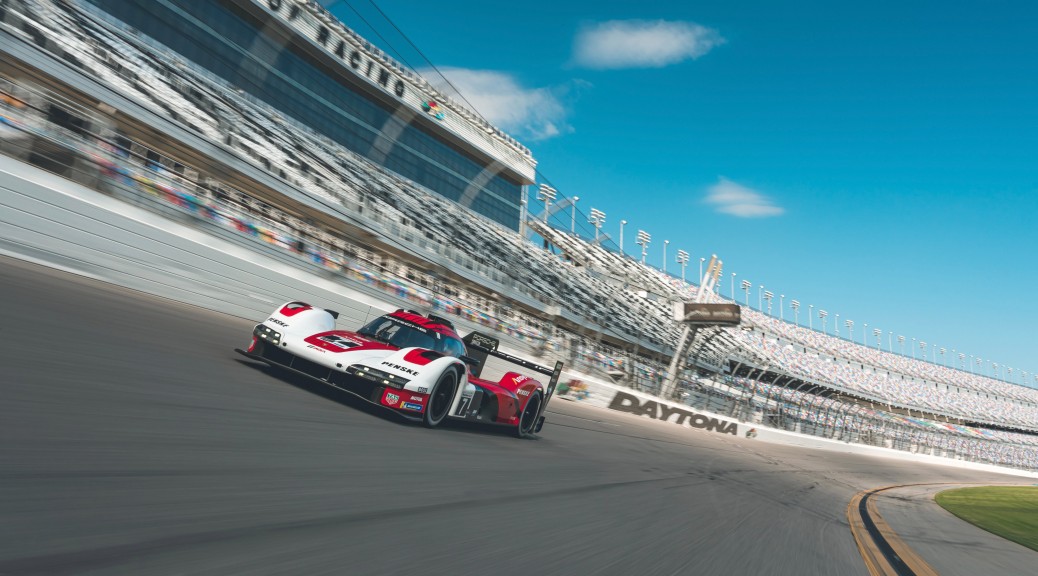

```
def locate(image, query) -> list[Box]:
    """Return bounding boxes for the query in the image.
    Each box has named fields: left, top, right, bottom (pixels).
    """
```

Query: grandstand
left=1, top=0, right=1036, bottom=470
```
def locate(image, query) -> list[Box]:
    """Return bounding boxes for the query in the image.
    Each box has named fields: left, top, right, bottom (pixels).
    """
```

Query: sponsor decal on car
left=381, top=361, right=419, bottom=376
left=401, top=402, right=424, bottom=411
left=516, top=389, right=530, bottom=396
left=389, top=316, right=430, bottom=333
left=408, top=395, right=425, bottom=402
left=305, top=332, right=365, bottom=352
left=267, top=317, right=288, bottom=327
left=306, top=344, right=326, bottom=353
left=384, top=392, right=400, bottom=405
left=319, top=334, right=358, bottom=347
left=466, top=332, right=498, bottom=351
left=513, top=374, right=530, bottom=385
left=416, top=387, right=428, bottom=394
left=608, top=391, right=738, bottom=436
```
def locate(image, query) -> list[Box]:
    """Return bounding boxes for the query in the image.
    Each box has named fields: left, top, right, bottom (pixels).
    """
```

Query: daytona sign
left=607, top=391, right=738, bottom=436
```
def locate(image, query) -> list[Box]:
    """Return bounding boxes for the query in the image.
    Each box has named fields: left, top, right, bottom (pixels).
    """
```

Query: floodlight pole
left=619, top=220, right=627, bottom=255
left=636, top=230, right=651, bottom=264
left=537, top=184, right=556, bottom=225
left=588, top=208, right=606, bottom=241
left=676, top=250, right=690, bottom=285
left=570, top=196, right=579, bottom=233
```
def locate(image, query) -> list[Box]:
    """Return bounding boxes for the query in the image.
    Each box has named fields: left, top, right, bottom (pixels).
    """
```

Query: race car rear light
left=345, top=365, right=409, bottom=388
left=253, top=324, right=281, bottom=346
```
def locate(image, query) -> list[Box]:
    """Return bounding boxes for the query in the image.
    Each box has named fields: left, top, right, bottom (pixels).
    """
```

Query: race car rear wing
left=463, top=332, right=564, bottom=430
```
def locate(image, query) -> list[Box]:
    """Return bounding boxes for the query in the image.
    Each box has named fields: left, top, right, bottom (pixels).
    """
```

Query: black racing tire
left=515, top=390, right=543, bottom=438
left=423, top=368, right=458, bottom=428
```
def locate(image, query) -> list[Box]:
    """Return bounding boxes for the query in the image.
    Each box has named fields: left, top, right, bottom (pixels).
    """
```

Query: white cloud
left=572, top=20, right=724, bottom=69
left=705, top=178, right=784, bottom=218
left=422, top=67, right=576, bottom=141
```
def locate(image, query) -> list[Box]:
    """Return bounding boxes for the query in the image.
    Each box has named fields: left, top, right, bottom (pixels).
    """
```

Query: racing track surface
left=0, top=255, right=1030, bottom=576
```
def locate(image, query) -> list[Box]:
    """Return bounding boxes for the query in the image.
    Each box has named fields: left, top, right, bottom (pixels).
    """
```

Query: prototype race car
left=235, top=302, right=563, bottom=437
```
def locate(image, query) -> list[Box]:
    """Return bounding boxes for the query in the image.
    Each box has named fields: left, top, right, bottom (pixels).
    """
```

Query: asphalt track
left=0, top=255, right=1032, bottom=576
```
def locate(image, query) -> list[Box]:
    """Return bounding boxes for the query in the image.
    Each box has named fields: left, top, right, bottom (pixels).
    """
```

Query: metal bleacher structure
left=2, top=0, right=1037, bottom=469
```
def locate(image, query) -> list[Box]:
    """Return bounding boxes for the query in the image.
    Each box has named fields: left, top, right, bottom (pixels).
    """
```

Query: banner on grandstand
left=672, top=302, right=741, bottom=326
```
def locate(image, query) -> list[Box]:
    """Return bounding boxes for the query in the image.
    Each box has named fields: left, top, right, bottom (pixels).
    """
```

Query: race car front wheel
left=423, top=369, right=458, bottom=428
left=515, top=391, right=542, bottom=438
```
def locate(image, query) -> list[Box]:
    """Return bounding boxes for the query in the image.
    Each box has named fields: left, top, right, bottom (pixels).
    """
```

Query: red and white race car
left=236, top=302, right=562, bottom=437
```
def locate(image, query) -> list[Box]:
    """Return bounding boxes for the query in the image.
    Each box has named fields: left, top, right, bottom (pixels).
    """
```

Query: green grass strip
left=935, top=486, right=1038, bottom=552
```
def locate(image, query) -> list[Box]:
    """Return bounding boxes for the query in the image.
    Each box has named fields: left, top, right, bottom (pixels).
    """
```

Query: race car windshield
left=357, top=317, right=453, bottom=353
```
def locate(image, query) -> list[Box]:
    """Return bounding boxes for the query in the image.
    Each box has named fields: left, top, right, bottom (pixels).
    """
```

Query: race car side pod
left=463, top=332, right=563, bottom=434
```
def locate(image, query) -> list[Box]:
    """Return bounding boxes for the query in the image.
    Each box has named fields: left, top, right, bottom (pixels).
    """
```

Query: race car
left=235, top=302, right=563, bottom=437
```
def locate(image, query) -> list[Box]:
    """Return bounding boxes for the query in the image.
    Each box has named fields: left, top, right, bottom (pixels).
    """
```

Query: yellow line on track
left=847, top=484, right=940, bottom=576
left=847, top=489, right=897, bottom=576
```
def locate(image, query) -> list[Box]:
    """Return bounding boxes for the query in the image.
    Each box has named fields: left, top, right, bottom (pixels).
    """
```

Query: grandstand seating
left=736, top=309, right=1038, bottom=427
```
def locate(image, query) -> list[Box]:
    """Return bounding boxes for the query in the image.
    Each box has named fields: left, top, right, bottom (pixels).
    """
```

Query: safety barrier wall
left=1, top=154, right=386, bottom=324
left=556, top=378, right=1038, bottom=478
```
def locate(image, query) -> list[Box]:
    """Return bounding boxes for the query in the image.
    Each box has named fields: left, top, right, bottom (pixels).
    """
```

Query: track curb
left=847, top=484, right=940, bottom=576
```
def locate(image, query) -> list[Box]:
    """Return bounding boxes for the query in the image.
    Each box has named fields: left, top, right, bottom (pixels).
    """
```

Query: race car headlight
left=345, top=365, right=409, bottom=388
left=383, top=373, right=410, bottom=387
left=253, top=324, right=282, bottom=345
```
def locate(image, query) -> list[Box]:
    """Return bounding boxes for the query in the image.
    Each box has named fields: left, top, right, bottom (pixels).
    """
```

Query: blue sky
left=328, top=0, right=1038, bottom=387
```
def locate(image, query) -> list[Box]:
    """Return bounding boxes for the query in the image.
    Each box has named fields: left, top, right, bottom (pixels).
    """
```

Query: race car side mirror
left=460, top=355, right=480, bottom=367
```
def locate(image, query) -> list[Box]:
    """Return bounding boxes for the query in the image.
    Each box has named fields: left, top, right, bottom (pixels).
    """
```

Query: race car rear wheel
left=515, top=391, right=542, bottom=438
left=423, top=369, right=458, bottom=428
